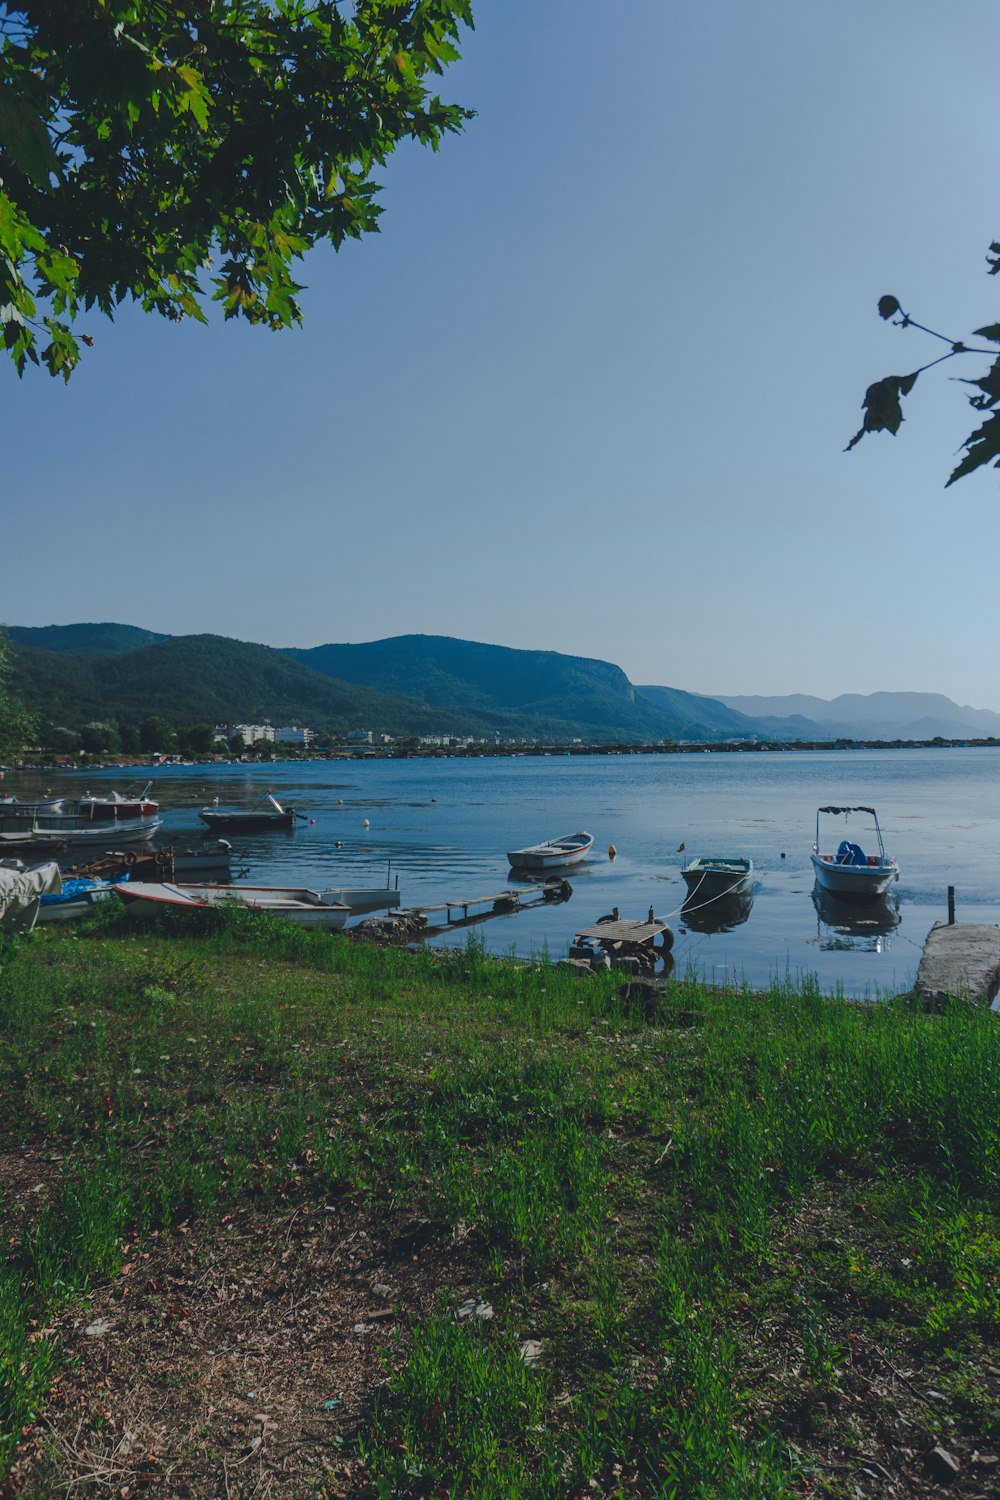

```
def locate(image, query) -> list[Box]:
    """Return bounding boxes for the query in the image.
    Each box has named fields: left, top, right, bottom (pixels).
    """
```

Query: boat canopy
left=818, top=805, right=877, bottom=816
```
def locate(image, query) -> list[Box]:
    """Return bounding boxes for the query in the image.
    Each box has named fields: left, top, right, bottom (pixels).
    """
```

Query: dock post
left=947, top=886, right=955, bottom=925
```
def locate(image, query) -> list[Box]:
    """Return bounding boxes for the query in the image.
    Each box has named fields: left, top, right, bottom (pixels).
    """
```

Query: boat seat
left=836, top=840, right=867, bottom=866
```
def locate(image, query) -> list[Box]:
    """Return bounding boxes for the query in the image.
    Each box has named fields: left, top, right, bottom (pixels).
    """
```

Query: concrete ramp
left=914, top=922, right=1000, bottom=1008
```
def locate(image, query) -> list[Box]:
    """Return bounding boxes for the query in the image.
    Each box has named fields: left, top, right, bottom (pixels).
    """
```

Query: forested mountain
left=9, top=636, right=476, bottom=736
left=635, top=685, right=756, bottom=739
left=284, top=635, right=729, bottom=742
left=7, top=622, right=170, bottom=653
left=13, top=623, right=993, bottom=744
left=9, top=627, right=736, bottom=742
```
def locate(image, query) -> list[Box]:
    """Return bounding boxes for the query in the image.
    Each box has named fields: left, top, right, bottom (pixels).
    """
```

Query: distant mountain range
left=5, top=622, right=998, bottom=744
left=710, top=691, right=1000, bottom=742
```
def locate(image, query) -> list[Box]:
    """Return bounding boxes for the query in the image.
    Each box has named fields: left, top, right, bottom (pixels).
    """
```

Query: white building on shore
left=214, top=723, right=275, bottom=746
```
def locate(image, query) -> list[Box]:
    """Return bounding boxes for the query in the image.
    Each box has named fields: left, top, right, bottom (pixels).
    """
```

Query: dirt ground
left=3, top=1176, right=484, bottom=1498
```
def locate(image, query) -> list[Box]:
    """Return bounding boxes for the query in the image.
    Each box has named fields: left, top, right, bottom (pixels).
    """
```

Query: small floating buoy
left=337, top=799, right=343, bottom=805
left=362, top=818, right=370, bottom=828
left=309, top=818, right=315, bottom=824
left=780, top=852, right=786, bottom=859
left=608, top=844, right=617, bottom=860
left=336, top=840, right=344, bottom=848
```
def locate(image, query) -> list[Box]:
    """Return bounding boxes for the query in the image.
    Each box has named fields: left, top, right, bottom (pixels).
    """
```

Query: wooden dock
left=399, top=876, right=572, bottom=929
left=569, top=907, right=674, bottom=972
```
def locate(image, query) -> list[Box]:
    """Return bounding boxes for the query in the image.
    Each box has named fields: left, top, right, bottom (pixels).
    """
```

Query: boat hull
left=0, top=816, right=161, bottom=849
left=810, top=852, right=897, bottom=898
left=324, top=887, right=401, bottom=915
left=680, top=858, right=753, bottom=902
left=507, top=832, right=594, bottom=872
left=199, top=811, right=294, bottom=831
left=113, top=882, right=349, bottom=930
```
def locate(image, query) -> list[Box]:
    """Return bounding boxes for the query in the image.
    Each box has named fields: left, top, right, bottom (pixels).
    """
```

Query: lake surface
left=10, top=747, right=1000, bottom=997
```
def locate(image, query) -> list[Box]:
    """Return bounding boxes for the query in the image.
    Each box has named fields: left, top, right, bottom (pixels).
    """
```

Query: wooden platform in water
left=400, top=878, right=571, bottom=927
left=574, top=918, right=667, bottom=946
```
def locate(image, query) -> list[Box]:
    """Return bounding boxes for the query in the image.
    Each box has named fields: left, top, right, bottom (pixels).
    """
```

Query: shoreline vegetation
left=0, top=907, right=997, bottom=1497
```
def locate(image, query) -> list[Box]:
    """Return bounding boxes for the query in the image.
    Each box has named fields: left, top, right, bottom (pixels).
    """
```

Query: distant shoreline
left=9, top=735, right=1000, bottom=774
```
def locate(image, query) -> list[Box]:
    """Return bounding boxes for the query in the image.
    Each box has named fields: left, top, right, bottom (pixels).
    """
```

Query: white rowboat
left=112, top=881, right=350, bottom=929
left=506, top=831, right=594, bottom=873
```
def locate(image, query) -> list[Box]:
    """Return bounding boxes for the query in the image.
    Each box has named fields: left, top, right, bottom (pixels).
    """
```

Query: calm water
left=11, top=748, right=1000, bottom=997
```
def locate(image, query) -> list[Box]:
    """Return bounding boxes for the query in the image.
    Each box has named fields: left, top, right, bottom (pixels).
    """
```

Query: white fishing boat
left=506, top=831, right=594, bottom=873
left=0, top=782, right=160, bottom=849
left=0, top=795, right=65, bottom=813
left=0, top=812, right=161, bottom=850
left=112, top=881, right=350, bottom=929
left=810, top=805, right=898, bottom=899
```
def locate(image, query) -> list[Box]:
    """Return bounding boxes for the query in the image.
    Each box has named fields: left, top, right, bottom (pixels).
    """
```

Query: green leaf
left=973, top=324, right=1000, bottom=343
left=845, top=372, right=920, bottom=452
left=0, top=82, right=59, bottom=187
left=947, top=410, right=1000, bottom=485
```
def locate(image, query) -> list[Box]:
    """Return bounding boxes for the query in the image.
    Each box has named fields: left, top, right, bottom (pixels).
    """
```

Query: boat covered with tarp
left=0, top=860, right=62, bottom=933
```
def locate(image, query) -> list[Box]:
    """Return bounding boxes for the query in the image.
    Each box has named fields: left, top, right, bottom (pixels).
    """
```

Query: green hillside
left=635, top=684, right=756, bottom=738
left=7, top=622, right=170, bottom=653
left=9, top=626, right=761, bottom=743
left=284, top=635, right=716, bottom=742
left=9, top=636, right=478, bottom=736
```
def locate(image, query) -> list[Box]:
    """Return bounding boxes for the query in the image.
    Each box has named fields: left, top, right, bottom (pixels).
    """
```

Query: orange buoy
left=608, top=844, right=617, bottom=860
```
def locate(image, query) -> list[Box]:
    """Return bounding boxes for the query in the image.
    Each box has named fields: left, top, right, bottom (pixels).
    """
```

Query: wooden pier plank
left=574, top=919, right=667, bottom=945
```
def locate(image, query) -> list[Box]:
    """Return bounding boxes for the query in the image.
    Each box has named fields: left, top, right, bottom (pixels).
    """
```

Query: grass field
left=0, top=907, right=997, bottom=1497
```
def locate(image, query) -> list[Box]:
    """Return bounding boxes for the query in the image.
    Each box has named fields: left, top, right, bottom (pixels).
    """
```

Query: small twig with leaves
left=846, top=275, right=1000, bottom=485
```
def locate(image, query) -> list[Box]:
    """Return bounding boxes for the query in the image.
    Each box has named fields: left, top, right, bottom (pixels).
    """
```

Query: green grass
left=0, top=906, right=998, bottom=1495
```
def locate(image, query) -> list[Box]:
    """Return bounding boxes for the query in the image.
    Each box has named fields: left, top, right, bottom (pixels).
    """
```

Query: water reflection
left=681, top=887, right=754, bottom=934
left=812, top=886, right=901, bottom=952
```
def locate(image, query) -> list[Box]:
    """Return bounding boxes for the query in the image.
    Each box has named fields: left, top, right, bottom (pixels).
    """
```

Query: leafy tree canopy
left=0, top=627, right=35, bottom=758
left=0, top=0, right=473, bottom=379
left=847, top=250, right=1000, bottom=485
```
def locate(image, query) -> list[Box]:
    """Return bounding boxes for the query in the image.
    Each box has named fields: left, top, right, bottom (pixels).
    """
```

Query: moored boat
left=507, top=831, right=593, bottom=873
left=323, top=885, right=402, bottom=915
left=0, top=860, right=63, bottom=933
left=112, top=881, right=350, bottom=929
left=0, top=811, right=161, bottom=850
left=37, top=876, right=118, bottom=923
left=810, top=805, right=898, bottom=899
left=199, top=793, right=297, bottom=832
left=77, top=782, right=158, bottom=822
left=0, top=782, right=161, bottom=849
left=0, top=795, right=65, bottom=813
left=680, top=856, right=753, bottom=901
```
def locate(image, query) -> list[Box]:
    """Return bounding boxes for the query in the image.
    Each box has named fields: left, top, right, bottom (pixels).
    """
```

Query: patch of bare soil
left=0, top=1147, right=62, bottom=1221
left=740, top=1187, right=1000, bottom=1500
left=6, top=1203, right=486, bottom=1498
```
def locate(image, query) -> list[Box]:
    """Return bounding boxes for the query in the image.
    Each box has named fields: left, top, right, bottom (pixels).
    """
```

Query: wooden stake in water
left=947, top=885, right=955, bottom=925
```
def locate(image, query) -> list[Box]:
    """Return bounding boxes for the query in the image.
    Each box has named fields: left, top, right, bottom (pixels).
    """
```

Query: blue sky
left=6, top=0, right=1000, bottom=706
